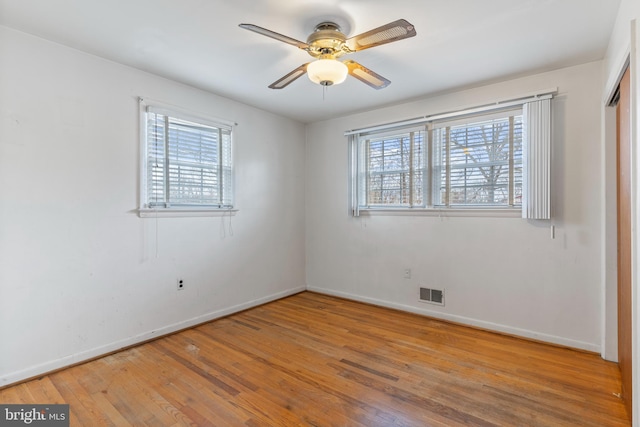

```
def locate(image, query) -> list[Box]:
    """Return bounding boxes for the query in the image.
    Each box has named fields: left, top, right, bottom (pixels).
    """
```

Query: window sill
left=138, top=208, right=238, bottom=218
left=356, top=207, right=521, bottom=218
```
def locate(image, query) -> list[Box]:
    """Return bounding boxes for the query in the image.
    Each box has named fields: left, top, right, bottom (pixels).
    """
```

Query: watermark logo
left=0, top=405, right=69, bottom=426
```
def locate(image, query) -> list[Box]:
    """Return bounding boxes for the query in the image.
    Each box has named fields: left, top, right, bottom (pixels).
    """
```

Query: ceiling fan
left=239, top=19, right=416, bottom=90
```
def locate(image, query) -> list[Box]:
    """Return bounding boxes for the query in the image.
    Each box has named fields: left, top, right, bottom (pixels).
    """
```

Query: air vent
left=419, top=287, right=444, bottom=306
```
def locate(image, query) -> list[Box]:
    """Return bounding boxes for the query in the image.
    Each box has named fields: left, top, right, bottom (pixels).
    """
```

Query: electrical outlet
left=403, top=268, right=412, bottom=279
left=177, top=279, right=185, bottom=291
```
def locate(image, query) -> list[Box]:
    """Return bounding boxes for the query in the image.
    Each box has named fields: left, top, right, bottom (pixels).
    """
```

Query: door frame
left=603, top=18, right=639, bottom=426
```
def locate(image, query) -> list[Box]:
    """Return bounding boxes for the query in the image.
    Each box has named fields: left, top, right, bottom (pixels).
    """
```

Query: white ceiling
left=0, top=0, right=621, bottom=123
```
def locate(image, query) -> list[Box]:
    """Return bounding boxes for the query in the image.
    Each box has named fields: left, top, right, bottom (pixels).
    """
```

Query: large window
left=350, top=96, right=551, bottom=218
left=140, top=103, right=234, bottom=213
left=354, top=108, right=522, bottom=210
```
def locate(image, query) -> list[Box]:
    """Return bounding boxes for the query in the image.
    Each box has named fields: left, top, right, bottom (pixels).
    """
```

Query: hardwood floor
left=1, top=292, right=629, bottom=426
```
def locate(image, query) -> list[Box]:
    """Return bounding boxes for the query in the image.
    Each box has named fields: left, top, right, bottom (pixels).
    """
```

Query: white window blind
left=522, top=98, right=551, bottom=219
left=143, top=105, right=233, bottom=210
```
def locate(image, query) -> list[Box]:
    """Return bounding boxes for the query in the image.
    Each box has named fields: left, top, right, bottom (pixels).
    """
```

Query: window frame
left=138, top=98, right=236, bottom=218
left=357, top=125, right=427, bottom=209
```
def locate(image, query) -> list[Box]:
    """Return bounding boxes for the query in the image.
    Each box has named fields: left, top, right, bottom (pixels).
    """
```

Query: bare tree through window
left=437, top=115, right=522, bottom=206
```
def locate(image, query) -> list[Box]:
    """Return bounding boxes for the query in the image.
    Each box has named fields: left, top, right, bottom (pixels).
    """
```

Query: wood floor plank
left=134, top=343, right=247, bottom=426
left=0, top=291, right=629, bottom=426
left=89, top=390, right=134, bottom=427
left=50, top=369, right=114, bottom=427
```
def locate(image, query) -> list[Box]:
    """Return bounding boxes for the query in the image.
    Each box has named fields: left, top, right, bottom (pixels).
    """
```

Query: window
left=349, top=95, right=552, bottom=217
left=140, top=102, right=234, bottom=213
left=433, top=112, right=523, bottom=207
left=354, top=109, right=522, bottom=210
left=361, top=127, right=426, bottom=207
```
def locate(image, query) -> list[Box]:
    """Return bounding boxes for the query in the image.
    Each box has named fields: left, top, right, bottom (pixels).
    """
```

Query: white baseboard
left=307, top=287, right=601, bottom=353
left=1, top=286, right=305, bottom=388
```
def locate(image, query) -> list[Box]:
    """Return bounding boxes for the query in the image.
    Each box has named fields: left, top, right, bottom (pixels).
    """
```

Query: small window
left=433, top=112, right=523, bottom=207
left=360, top=128, right=426, bottom=207
left=140, top=103, right=234, bottom=213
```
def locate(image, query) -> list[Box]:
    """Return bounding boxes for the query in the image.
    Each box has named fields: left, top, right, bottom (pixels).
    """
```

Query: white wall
left=306, top=61, right=604, bottom=352
left=0, top=26, right=306, bottom=386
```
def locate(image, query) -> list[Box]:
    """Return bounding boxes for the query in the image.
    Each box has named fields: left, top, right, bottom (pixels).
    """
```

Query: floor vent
left=419, top=287, right=444, bottom=305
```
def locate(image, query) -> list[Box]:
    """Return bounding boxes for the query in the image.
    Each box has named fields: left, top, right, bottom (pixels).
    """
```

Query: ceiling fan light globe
left=307, top=59, right=348, bottom=86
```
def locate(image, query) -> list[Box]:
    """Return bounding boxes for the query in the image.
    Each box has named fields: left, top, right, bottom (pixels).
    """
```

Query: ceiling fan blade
left=345, top=19, right=416, bottom=52
left=268, top=63, right=309, bottom=89
left=239, top=24, right=309, bottom=50
left=344, top=60, right=390, bottom=89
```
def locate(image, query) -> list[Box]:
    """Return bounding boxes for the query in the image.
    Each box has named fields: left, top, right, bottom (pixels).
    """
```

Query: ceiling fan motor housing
left=306, top=22, right=349, bottom=58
